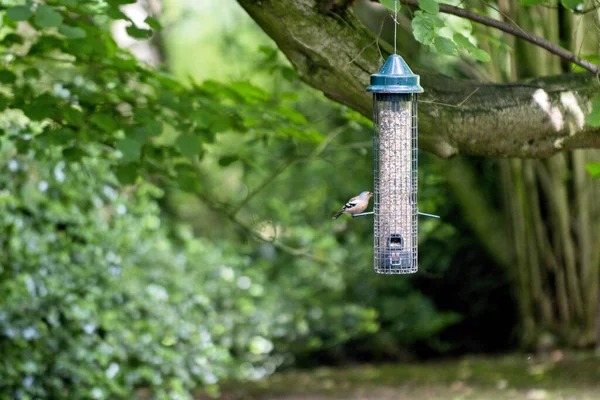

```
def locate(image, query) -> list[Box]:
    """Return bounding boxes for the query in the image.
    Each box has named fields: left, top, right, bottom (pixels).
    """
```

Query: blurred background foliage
left=0, top=0, right=514, bottom=398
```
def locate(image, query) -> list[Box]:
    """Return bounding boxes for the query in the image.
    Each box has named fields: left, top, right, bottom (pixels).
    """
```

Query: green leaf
left=560, top=0, right=582, bottom=9
left=453, top=33, right=490, bottom=62
left=38, top=128, right=74, bottom=146
left=175, top=167, right=201, bottom=193
left=453, top=33, right=477, bottom=52
left=418, top=0, right=439, bottom=14
left=114, top=163, right=139, bottom=185
left=51, top=128, right=75, bottom=145
left=34, top=5, right=64, bottom=29
left=471, top=48, right=491, bottom=62
left=586, top=95, right=600, bottom=127
left=62, top=146, right=87, bottom=162
left=106, top=6, right=130, bottom=21
left=520, top=0, right=549, bottom=5
left=0, top=95, right=9, bottom=112
left=126, top=25, right=153, bottom=39
left=23, top=68, right=40, bottom=80
left=62, top=107, right=84, bottom=126
left=116, top=138, right=142, bottom=163
left=107, top=0, right=137, bottom=4
left=90, top=113, right=118, bottom=133
left=144, top=16, right=162, bottom=30
left=23, top=94, right=57, bottom=120
left=175, top=134, right=203, bottom=157
left=572, top=54, right=598, bottom=72
left=434, top=37, right=458, bottom=55
left=232, top=81, right=270, bottom=103
left=0, top=70, right=17, bottom=84
left=1, top=33, right=24, bottom=46
left=380, top=0, right=400, bottom=11
left=277, top=106, right=308, bottom=124
left=145, top=120, right=163, bottom=136
left=218, top=155, right=238, bottom=167
left=59, top=25, right=87, bottom=39
left=6, top=6, right=33, bottom=22
left=412, top=12, right=439, bottom=46
left=586, top=163, right=600, bottom=179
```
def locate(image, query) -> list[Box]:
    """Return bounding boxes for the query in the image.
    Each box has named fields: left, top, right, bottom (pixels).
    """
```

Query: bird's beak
left=368, top=192, right=373, bottom=198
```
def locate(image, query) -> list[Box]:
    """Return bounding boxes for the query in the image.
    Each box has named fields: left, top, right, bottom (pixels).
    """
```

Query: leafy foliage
left=0, top=0, right=489, bottom=397
left=405, top=2, right=491, bottom=61
left=0, top=138, right=382, bottom=398
left=0, top=0, right=318, bottom=190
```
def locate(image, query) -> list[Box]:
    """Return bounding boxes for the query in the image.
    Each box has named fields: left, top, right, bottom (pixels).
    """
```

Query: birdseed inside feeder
left=367, top=55, right=423, bottom=275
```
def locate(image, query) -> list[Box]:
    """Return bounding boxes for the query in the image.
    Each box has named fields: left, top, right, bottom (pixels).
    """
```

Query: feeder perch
left=367, top=55, right=423, bottom=274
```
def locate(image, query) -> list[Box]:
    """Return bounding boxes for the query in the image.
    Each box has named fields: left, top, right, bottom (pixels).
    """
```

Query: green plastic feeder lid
left=367, top=54, right=424, bottom=94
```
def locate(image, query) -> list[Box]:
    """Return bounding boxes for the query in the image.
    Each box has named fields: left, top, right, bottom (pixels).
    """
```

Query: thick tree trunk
left=237, top=0, right=600, bottom=158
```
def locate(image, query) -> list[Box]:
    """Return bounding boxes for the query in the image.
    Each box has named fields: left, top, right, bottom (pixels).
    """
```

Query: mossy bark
left=237, top=0, right=600, bottom=159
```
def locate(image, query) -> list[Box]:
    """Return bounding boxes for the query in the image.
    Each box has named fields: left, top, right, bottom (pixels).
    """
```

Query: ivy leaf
left=34, top=5, right=64, bottom=29
left=175, top=134, right=203, bottom=157
left=144, top=16, right=162, bottom=30
left=418, top=0, right=439, bottom=14
left=59, top=25, right=87, bottom=39
left=6, top=6, right=33, bottom=22
left=586, top=95, right=600, bottom=127
left=116, top=138, right=142, bottom=163
left=434, top=37, right=458, bottom=55
left=380, top=0, right=400, bottom=11
left=126, top=25, right=153, bottom=39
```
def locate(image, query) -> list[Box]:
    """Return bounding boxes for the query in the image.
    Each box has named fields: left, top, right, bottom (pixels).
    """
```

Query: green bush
left=0, top=140, right=382, bottom=399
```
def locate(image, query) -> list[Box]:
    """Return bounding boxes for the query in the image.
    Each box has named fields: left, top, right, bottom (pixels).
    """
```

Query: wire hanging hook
left=393, top=0, right=398, bottom=54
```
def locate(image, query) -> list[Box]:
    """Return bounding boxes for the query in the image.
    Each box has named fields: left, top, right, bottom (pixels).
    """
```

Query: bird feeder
left=367, top=55, right=423, bottom=275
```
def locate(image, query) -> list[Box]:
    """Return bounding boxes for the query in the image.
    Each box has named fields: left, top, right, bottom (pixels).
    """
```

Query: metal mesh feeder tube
left=367, top=55, right=423, bottom=275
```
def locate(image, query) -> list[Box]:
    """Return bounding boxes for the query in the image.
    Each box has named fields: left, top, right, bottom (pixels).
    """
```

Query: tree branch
left=399, top=0, right=600, bottom=75
left=197, top=192, right=340, bottom=267
left=237, top=0, right=600, bottom=158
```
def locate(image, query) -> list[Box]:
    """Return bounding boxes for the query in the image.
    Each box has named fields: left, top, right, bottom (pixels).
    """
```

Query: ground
left=199, top=351, right=600, bottom=400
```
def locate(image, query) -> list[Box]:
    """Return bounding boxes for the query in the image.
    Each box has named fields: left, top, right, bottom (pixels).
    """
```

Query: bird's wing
left=342, top=197, right=360, bottom=211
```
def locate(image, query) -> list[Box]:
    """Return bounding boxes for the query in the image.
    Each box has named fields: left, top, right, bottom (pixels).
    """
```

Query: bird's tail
left=332, top=211, right=343, bottom=220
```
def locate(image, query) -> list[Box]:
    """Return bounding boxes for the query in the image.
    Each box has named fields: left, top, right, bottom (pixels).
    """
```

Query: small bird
left=332, top=191, right=373, bottom=219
